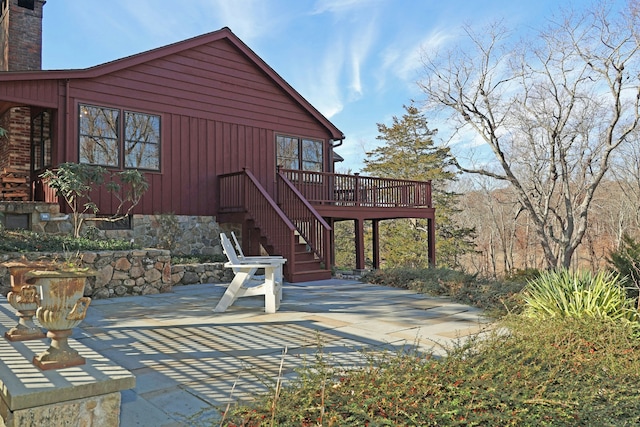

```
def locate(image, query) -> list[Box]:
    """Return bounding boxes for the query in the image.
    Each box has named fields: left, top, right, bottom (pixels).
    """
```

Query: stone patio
left=0, top=279, right=490, bottom=426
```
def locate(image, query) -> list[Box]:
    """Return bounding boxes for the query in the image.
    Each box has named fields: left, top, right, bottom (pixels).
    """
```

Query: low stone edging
left=171, top=262, right=234, bottom=286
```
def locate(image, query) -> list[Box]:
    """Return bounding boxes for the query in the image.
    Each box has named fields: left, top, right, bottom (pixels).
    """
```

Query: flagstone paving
left=1, top=279, right=491, bottom=426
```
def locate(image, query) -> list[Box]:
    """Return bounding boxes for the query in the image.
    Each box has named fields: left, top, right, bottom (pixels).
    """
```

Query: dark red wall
left=50, top=38, right=334, bottom=216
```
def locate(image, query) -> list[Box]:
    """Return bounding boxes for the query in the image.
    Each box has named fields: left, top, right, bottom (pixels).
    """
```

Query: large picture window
left=276, top=135, right=323, bottom=172
left=79, top=104, right=160, bottom=170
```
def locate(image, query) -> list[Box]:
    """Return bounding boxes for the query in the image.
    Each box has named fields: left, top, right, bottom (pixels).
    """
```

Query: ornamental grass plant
left=523, top=269, right=638, bottom=323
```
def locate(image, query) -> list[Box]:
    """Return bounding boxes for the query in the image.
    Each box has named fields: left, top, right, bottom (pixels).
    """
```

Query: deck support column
left=329, top=218, right=336, bottom=268
left=428, top=217, right=436, bottom=266
left=372, top=219, right=380, bottom=269
left=355, top=219, right=365, bottom=270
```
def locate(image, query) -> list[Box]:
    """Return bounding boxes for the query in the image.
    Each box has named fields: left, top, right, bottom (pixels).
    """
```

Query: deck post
left=372, top=219, right=380, bottom=269
left=355, top=218, right=365, bottom=270
left=428, top=217, right=436, bottom=266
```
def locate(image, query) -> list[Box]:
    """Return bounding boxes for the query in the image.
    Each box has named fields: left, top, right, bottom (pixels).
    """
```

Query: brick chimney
left=0, top=0, right=46, bottom=71
left=0, top=0, right=46, bottom=176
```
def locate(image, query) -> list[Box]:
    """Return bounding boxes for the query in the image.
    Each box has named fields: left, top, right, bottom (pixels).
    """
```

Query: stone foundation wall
left=1, top=203, right=227, bottom=258
left=0, top=202, right=70, bottom=234
left=0, top=249, right=173, bottom=299
left=131, top=214, right=223, bottom=256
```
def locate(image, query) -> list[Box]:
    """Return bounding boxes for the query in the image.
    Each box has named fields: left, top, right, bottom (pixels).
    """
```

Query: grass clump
left=0, top=229, right=140, bottom=252
left=226, top=316, right=640, bottom=426
left=524, top=269, right=638, bottom=323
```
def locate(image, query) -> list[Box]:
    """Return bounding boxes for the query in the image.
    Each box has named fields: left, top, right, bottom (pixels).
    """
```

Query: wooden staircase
left=246, top=225, right=331, bottom=282
left=290, top=240, right=331, bottom=282
left=218, top=170, right=332, bottom=283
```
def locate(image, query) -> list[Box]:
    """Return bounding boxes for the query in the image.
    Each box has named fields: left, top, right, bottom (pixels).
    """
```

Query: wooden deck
left=279, top=169, right=434, bottom=220
left=219, top=169, right=435, bottom=281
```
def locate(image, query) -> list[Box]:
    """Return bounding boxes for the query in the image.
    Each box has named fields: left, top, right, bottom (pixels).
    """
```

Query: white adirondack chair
left=231, top=231, right=285, bottom=262
left=214, top=233, right=286, bottom=314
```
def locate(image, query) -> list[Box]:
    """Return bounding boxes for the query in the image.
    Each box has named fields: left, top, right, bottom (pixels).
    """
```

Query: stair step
left=288, top=269, right=332, bottom=283
left=242, top=223, right=329, bottom=283
left=295, top=258, right=323, bottom=267
left=294, top=253, right=317, bottom=262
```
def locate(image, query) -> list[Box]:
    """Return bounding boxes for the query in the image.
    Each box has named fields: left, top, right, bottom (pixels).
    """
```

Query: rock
left=95, top=265, right=113, bottom=287
left=181, top=271, right=200, bottom=285
left=144, top=269, right=162, bottom=283
left=114, top=257, right=132, bottom=271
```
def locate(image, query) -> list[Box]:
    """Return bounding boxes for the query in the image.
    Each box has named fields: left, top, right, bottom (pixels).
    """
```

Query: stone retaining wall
left=0, top=249, right=173, bottom=299
left=0, top=250, right=234, bottom=299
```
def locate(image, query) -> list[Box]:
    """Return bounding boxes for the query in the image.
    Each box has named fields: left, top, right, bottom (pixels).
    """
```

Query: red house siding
left=0, top=32, right=337, bottom=216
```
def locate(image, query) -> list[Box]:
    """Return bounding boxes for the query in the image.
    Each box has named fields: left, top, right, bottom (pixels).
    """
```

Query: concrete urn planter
left=3, top=261, right=56, bottom=342
left=25, top=268, right=96, bottom=370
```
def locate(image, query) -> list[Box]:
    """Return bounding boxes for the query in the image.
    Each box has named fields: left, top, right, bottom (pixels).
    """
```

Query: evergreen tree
left=362, top=104, right=475, bottom=268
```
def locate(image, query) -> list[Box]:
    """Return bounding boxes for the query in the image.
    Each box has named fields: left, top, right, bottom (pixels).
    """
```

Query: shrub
left=40, top=163, right=148, bottom=238
left=505, top=268, right=541, bottom=283
left=362, top=267, right=524, bottom=316
left=226, top=315, right=640, bottom=426
left=0, top=229, right=139, bottom=252
left=523, top=269, right=638, bottom=323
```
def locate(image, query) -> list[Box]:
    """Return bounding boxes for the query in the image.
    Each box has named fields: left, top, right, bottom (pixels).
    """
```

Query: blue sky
left=42, top=0, right=576, bottom=172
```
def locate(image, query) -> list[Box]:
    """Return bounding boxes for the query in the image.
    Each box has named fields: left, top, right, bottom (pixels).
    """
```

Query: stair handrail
left=276, top=169, right=331, bottom=267
left=219, top=170, right=297, bottom=266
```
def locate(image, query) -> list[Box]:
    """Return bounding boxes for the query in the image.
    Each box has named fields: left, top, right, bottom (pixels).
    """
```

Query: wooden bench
left=214, top=233, right=287, bottom=314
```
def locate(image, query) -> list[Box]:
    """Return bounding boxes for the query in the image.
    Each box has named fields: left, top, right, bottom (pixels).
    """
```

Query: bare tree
left=610, top=137, right=640, bottom=241
left=420, top=2, right=640, bottom=268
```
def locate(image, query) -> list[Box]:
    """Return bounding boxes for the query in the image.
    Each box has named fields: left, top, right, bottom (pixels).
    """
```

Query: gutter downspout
left=329, top=137, right=344, bottom=172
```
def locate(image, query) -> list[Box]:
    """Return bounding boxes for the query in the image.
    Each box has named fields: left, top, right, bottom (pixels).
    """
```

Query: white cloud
left=311, top=0, right=384, bottom=15
left=205, top=0, right=275, bottom=42
left=347, top=16, right=377, bottom=100
left=115, top=0, right=276, bottom=47
left=380, top=27, right=453, bottom=86
left=287, top=35, right=347, bottom=119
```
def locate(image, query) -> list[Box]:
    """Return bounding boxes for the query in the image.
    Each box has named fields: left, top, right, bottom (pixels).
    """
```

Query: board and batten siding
left=60, top=37, right=333, bottom=216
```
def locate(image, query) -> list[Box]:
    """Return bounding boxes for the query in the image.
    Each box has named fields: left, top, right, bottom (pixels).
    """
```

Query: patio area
left=0, top=279, right=490, bottom=426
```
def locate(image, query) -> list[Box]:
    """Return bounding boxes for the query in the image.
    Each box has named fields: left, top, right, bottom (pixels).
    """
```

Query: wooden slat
left=1, top=176, right=27, bottom=184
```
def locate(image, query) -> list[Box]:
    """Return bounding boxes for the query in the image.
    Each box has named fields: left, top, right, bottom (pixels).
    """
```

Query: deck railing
left=280, top=169, right=432, bottom=208
left=218, top=170, right=297, bottom=265
left=276, top=170, right=331, bottom=265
